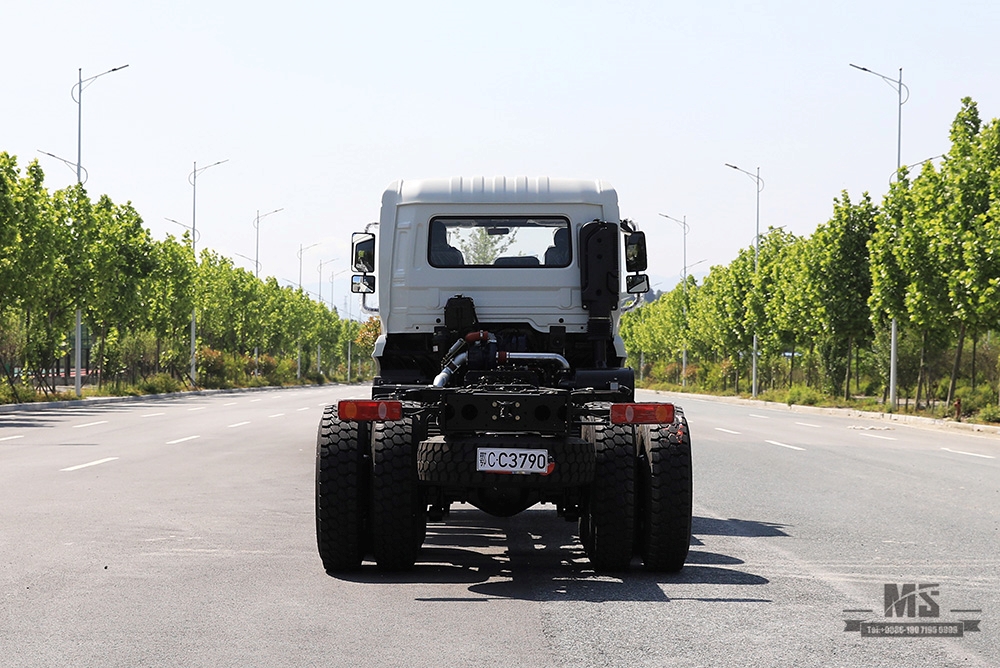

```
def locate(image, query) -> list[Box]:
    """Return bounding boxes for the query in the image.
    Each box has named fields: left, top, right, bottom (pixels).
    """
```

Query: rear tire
left=580, top=420, right=637, bottom=571
left=638, top=409, right=693, bottom=572
left=370, top=416, right=426, bottom=571
left=315, top=406, right=370, bottom=572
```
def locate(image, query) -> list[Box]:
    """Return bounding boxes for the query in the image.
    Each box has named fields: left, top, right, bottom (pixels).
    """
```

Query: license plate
left=476, top=448, right=549, bottom=474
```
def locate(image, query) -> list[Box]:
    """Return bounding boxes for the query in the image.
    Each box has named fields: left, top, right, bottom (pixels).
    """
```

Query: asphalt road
left=1, top=385, right=996, bottom=667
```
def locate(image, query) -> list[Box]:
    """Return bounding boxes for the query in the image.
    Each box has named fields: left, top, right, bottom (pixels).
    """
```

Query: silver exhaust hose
left=433, top=352, right=469, bottom=387
left=498, top=352, right=571, bottom=370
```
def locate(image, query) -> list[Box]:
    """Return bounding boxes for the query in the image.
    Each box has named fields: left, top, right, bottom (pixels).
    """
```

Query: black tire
left=369, top=416, right=425, bottom=571
left=638, top=409, right=693, bottom=572
left=579, top=420, right=637, bottom=571
left=315, top=406, right=370, bottom=572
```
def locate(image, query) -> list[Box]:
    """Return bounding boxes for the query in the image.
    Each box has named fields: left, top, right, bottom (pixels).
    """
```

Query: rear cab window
left=428, top=217, right=571, bottom=268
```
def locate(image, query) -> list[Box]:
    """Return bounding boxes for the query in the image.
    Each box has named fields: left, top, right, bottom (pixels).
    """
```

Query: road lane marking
left=61, top=457, right=118, bottom=472
left=188, top=406, right=207, bottom=412
left=765, top=440, right=805, bottom=451
left=142, top=412, right=165, bottom=418
left=317, top=403, right=330, bottom=407
left=297, top=407, right=310, bottom=412
left=796, top=422, right=822, bottom=428
left=73, top=420, right=108, bottom=429
left=714, top=428, right=741, bottom=434
left=223, top=402, right=237, bottom=406
left=166, top=435, right=200, bottom=444
left=857, top=433, right=896, bottom=441
left=941, top=447, right=995, bottom=459
left=268, top=413, right=285, bottom=418
left=749, top=414, right=770, bottom=419
left=250, top=398, right=262, bottom=403
left=0, top=435, right=25, bottom=442
left=227, top=421, right=250, bottom=428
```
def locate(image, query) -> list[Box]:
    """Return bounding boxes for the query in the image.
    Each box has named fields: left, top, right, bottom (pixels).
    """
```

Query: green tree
left=806, top=191, right=877, bottom=399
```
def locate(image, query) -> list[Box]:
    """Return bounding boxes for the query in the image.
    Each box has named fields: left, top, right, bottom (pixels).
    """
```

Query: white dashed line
left=227, top=421, right=251, bottom=428
left=73, top=421, right=108, bottom=429
left=188, top=407, right=207, bottom=412
left=857, top=432, right=896, bottom=441
left=796, top=422, right=822, bottom=428
left=268, top=413, right=285, bottom=418
left=317, top=403, right=330, bottom=407
left=749, top=414, right=770, bottom=419
left=142, top=412, right=165, bottom=418
left=0, top=434, right=25, bottom=442
left=715, top=428, right=741, bottom=434
left=166, top=435, right=200, bottom=444
left=223, top=402, right=237, bottom=406
left=61, top=457, right=118, bottom=472
left=297, top=407, right=310, bottom=412
left=250, top=398, right=262, bottom=403
left=765, top=440, right=805, bottom=451
left=941, top=447, right=995, bottom=459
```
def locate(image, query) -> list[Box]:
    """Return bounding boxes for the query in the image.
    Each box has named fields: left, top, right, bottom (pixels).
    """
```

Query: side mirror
left=626, top=273, right=650, bottom=294
left=352, top=232, right=375, bottom=273
left=624, top=231, right=647, bottom=273
left=351, top=274, right=375, bottom=294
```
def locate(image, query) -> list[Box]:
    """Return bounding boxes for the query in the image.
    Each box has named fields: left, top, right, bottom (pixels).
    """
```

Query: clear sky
left=4, top=0, right=999, bottom=312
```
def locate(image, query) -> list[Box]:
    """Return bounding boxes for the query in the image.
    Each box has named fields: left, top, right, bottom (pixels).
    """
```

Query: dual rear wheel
left=315, top=406, right=425, bottom=572
left=579, top=407, right=693, bottom=572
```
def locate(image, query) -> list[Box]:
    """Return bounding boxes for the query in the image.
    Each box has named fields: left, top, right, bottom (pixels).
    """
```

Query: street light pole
left=70, top=63, right=128, bottom=397
left=659, top=213, right=689, bottom=387
left=295, top=242, right=319, bottom=379
left=187, top=159, right=228, bottom=387
left=252, top=208, right=282, bottom=376
left=254, top=207, right=284, bottom=279
left=725, top=163, right=764, bottom=398
left=851, top=63, right=908, bottom=410
left=298, top=242, right=320, bottom=289
left=316, top=258, right=338, bottom=374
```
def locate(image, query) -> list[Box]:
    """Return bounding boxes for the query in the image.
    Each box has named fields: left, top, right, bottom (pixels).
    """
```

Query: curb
left=644, top=389, right=1000, bottom=441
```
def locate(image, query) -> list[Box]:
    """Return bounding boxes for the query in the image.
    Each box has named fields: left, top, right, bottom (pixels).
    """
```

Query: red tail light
left=338, top=400, right=403, bottom=422
left=610, top=402, right=675, bottom=425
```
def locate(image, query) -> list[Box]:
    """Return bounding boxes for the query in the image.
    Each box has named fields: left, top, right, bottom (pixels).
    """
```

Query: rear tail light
left=338, top=400, right=403, bottom=422
left=610, top=402, right=675, bottom=425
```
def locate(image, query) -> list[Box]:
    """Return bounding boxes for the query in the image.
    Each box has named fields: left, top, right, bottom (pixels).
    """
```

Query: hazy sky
left=4, top=0, right=999, bottom=312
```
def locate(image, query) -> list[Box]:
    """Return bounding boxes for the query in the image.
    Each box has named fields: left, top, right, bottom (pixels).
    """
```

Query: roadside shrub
left=267, top=358, right=296, bottom=386
left=139, top=373, right=183, bottom=395
left=198, top=347, right=228, bottom=388
left=976, top=403, right=1000, bottom=423
left=786, top=384, right=822, bottom=406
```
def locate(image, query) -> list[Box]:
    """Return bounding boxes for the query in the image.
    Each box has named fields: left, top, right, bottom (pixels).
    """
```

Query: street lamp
left=69, top=63, right=128, bottom=397
left=316, top=258, right=339, bottom=374
left=294, top=242, right=319, bottom=379
left=659, top=213, right=690, bottom=387
left=233, top=252, right=260, bottom=275
left=725, top=163, right=764, bottom=398
left=851, top=63, right=908, bottom=410
left=38, top=150, right=89, bottom=184
left=254, top=208, right=284, bottom=279
left=297, top=242, right=320, bottom=289
left=318, top=258, right=338, bottom=304
left=187, top=159, right=228, bottom=386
